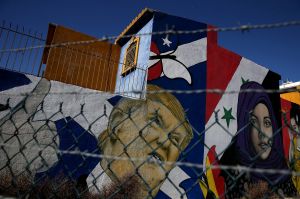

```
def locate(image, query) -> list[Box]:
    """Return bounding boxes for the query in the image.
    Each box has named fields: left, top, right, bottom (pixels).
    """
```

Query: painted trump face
left=99, top=85, right=192, bottom=198
left=250, top=103, right=273, bottom=160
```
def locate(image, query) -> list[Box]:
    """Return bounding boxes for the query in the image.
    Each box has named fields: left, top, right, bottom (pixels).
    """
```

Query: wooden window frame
left=121, top=37, right=140, bottom=76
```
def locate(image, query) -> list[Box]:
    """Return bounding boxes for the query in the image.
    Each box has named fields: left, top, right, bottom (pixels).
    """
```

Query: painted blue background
left=0, top=69, right=31, bottom=91
left=35, top=117, right=100, bottom=182
left=147, top=13, right=208, bottom=198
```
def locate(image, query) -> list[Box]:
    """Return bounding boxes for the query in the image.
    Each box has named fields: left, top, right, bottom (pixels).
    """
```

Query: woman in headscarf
left=220, top=81, right=296, bottom=198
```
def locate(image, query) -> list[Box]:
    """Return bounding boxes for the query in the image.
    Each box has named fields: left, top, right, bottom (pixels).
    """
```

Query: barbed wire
left=0, top=88, right=299, bottom=96
left=0, top=20, right=299, bottom=53
left=1, top=19, right=300, bottom=198
left=1, top=87, right=299, bottom=198
left=0, top=141, right=298, bottom=177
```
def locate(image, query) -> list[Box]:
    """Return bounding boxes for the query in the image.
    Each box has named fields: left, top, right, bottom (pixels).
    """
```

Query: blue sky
left=1, top=0, right=299, bottom=82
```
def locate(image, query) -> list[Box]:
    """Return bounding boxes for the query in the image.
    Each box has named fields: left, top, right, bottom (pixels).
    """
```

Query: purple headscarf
left=236, top=81, right=289, bottom=183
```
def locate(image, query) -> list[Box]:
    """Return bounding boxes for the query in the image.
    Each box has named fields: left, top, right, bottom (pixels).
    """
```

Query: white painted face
left=250, top=103, right=273, bottom=160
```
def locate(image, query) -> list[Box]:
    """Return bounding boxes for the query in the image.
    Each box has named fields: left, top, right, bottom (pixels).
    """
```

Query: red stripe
left=281, top=98, right=292, bottom=160
left=148, top=42, right=163, bottom=81
left=206, top=25, right=242, bottom=123
left=148, top=61, right=163, bottom=81
left=207, top=145, right=225, bottom=197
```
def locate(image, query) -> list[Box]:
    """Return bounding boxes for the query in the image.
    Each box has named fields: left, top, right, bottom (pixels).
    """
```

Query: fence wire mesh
left=0, top=77, right=300, bottom=199
left=0, top=19, right=300, bottom=199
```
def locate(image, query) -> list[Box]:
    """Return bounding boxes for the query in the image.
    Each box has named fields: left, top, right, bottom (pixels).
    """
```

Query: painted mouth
left=259, top=143, right=270, bottom=150
left=149, top=152, right=164, bottom=164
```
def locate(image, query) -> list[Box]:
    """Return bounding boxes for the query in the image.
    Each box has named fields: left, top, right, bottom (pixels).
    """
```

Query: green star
left=221, top=107, right=235, bottom=128
left=241, top=77, right=250, bottom=84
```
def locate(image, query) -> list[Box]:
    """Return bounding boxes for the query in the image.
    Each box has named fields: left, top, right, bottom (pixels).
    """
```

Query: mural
left=0, top=69, right=194, bottom=198
left=1, top=9, right=298, bottom=199
left=112, top=10, right=291, bottom=199
left=146, top=11, right=286, bottom=199
left=0, top=70, right=111, bottom=193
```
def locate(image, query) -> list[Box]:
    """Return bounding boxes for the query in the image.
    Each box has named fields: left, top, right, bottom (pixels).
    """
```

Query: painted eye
left=168, top=133, right=180, bottom=146
left=154, top=117, right=161, bottom=125
left=149, top=117, right=160, bottom=126
left=264, top=119, right=272, bottom=128
left=150, top=115, right=162, bottom=126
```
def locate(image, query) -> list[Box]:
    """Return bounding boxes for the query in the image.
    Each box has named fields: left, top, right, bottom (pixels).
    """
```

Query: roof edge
left=115, top=8, right=154, bottom=46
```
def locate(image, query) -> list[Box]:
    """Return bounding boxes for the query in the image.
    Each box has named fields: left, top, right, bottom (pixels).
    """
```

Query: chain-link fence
left=1, top=19, right=300, bottom=199
left=0, top=76, right=300, bottom=199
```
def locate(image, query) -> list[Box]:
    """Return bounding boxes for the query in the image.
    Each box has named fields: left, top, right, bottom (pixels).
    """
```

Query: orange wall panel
left=44, top=25, right=120, bottom=92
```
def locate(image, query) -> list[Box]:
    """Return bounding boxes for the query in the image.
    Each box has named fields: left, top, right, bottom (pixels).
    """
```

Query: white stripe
left=160, top=166, right=190, bottom=199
